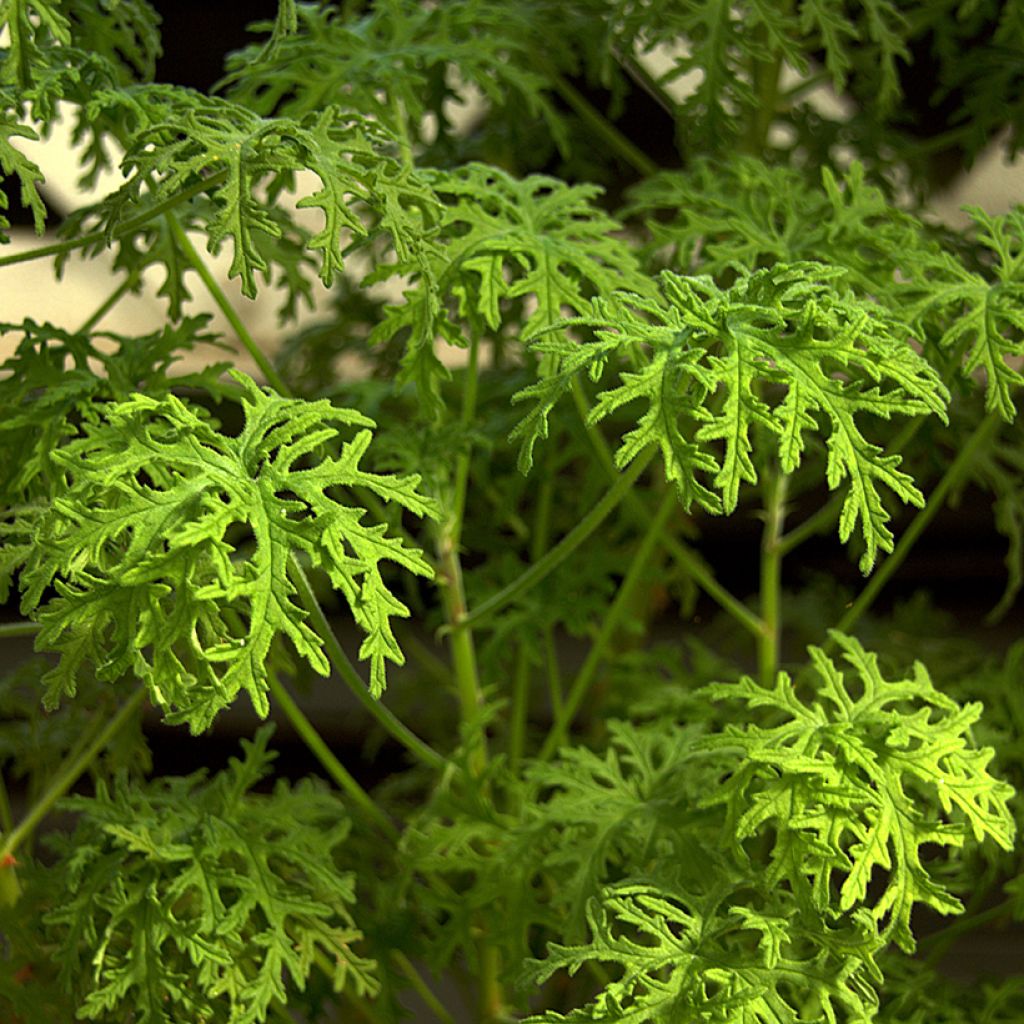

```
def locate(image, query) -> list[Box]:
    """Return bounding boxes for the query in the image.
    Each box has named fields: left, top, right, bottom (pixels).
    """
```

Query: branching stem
left=0, top=687, right=146, bottom=866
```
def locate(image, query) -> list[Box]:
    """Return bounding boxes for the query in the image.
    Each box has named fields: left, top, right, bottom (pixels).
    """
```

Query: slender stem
left=165, top=214, right=290, bottom=394
left=391, top=952, right=456, bottom=1024
left=390, top=94, right=414, bottom=169
left=438, top=332, right=488, bottom=775
left=570, top=380, right=764, bottom=638
left=832, top=412, right=1002, bottom=639
left=545, top=69, right=659, bottom=177
left=0, top=774, right=12, bottom=834
left=758, top=472, right=788, bottom=685
left=510, top=447, right=557, bottom=767
left=455, top=451, right=654, bottom=633
left=0, top=621, right=41, bottom=639
left=920, top=896, right=1013, bottom=967
left=0, top=170, right=229, bottom=270
left=75, top=278, right=133, bottom=335
left=288, top=556, right=446, bottom=772
left=0, top=688, right=145, bottom=863
left=539, top=490, right=676, bottom=761
left=267, top=675, right=398, bottom=840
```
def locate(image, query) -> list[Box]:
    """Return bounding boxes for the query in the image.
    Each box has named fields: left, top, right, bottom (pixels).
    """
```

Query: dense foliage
left=1, top=1, right=1023, bottom=1021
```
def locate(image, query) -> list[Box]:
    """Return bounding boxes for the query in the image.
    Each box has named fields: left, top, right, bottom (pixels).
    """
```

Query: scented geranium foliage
left=0, top=2, right=1022, bottom=1023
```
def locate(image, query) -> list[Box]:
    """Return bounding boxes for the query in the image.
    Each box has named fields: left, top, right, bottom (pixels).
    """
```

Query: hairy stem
left=758, top=471, right=788, bottom=685
left=267, top=675, right=398, bottom=839
left=539, top=489, right=676, bottom=761
left=544, top=67, right=659, bottom=178
left=391, top=952, right=456, bottom=1024
left=289, top=555, right=446, bottom=771
left=166, top=214, right=290, bottom=394
left=0, top=621, right=41, bottom=639
left=0, top=170, right=229, bottom=270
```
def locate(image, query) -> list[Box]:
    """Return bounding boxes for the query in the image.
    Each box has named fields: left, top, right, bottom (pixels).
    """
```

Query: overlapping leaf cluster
left=6, top=371, right=437, bottom=730
left=515, top=262, right=948, bottom=570
left=368, top=162, right=651, bottom=412
left=39, top=727, right=377, bottom=1024
left=699, top=631, right=1017, bottom=951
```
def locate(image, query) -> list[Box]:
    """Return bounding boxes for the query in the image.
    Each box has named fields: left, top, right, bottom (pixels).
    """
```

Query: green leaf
left=700, top=631, right=1017, bottom=952
left=0, top=111, right=47, bottom=238
left=59, top=86, right=440, bottom=298
left=523, top=881, right=877, bottom=1024
left=42, top=727, right=378, bottom=1024
left=911, top=205, right=1024, bottom=421
left=17, top=371, right=438, bottom=731
left=515, top=263, right=948, bottom=570
left=369, top=162, right=650, bottom=415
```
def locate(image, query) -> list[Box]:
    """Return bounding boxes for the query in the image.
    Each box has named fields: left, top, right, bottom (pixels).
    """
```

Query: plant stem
left=0, top=621, right=40, bottom=638
left=438, top=332, right=488, bottom=775
left=288, top=555, right=446, bottom=772
left=391, top=952, right=456, bottom=1024
left=539, top=489, right=676, bottom=761
left=544, top=68, right=659, bottom=178
left=165, top=214, right=290, bottom=394
left=758, top=471, right=788, bottom=685
left=832, top=411, right=1002, bottom=639
left=570, top=380, right=764, bottom=638
left=267, top=675, right=398, bottom=840
left=455, top=451, right=654, bottom=633
left=920, top=896, right=1014, bottom=968
left=0, top=170, right=229, bottom=270
left=75, top=278, right=133, bottom=334
left=0, top=687, right=145, bottom=865
left=510, top=446, right=557, bottom=767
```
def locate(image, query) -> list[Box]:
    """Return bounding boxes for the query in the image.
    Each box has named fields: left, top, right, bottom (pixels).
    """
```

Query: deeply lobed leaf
left=15, top=371, right=438, bottom=730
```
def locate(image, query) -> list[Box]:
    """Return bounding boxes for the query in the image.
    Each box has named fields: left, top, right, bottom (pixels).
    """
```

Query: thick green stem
left=510, top=448, right=557, bottom=767
left=0, top=170, right=229, bottom=270
left=165, top=213, right=290, bottom=394
left=832, top=412, right=1002, bottom=640
left=288, top=556, right=445, bottom=772
left=456, top=451, right=654, bottom=633
left=0, top=688, right=145, bottom=869
left=267, top=675, right=398, bottom=840
left=758, top=472, right=788, bottom=685
left=571, top=380, right=764, bottom=638
left=539, top=490, right=676, bottom=761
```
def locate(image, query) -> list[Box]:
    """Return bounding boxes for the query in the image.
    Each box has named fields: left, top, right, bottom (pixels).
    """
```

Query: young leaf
left=16, top=371, right=438, bottom=731
left=699, top=631, right=1017, bottom=952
